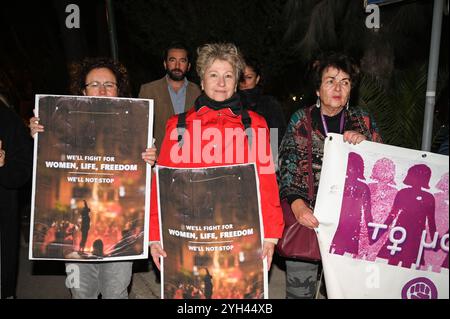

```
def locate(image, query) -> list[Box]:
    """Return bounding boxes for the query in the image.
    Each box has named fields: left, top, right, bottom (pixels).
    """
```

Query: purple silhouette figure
left=376, top=164, right=436, bottom=269
left=358, top=158, right=399, bottom=261
left=330, top=152, right=372, bottom=257
left=423, top=173, right=449, bottom=271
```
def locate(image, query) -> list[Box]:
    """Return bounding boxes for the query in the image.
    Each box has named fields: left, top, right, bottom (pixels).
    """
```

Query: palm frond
left=357, top=64, right=436, bottom=149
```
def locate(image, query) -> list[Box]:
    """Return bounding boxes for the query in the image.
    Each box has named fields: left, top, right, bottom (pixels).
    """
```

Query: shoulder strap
left=176, top=112, right=187, bottom=147
left=241, top=108, right=253, bottom=148
left=176, top=109, right=253, bottom=148
left=306, top=106, right=315, bottom=203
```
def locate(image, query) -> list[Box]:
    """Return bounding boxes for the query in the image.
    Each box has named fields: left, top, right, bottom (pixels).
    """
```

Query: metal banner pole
left=422, top=0, right=444, bottom=151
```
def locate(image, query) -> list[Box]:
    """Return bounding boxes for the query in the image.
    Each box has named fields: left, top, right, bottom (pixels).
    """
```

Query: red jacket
left=149, top=106, right=284, bottom=241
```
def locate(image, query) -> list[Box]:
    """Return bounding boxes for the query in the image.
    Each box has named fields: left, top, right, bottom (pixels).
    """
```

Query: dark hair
left=243, top=56, right=262, bottom=77
left=239, top=56, right=262, bottom=85
left=163, top=42, right=191, bottom=62
left=311, top=52, right=360, bottom=91
left=69, top=57, right=131, bottom=97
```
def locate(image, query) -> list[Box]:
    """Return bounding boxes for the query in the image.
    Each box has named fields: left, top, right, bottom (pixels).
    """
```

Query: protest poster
left=29, top=95, right=153, bottom=261
left=157, top=164, right=267, bottom=299
left=315, top=133, right=449, bottom=299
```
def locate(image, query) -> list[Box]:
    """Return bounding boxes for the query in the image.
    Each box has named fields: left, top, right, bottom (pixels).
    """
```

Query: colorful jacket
left=278, top=105, right=382, bottom=207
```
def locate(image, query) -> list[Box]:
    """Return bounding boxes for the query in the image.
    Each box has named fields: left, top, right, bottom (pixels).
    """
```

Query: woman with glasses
left=28, top=57, right=157, bottom=299
left=278, top=52, right=382, bottom=298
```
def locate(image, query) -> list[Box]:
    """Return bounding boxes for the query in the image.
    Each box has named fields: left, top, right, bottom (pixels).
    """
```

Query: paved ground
left=16, top=236, right=287, bottom=299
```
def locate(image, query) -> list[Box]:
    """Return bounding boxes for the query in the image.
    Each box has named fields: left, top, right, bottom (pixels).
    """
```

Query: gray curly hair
left=196, top=43, right=245, bottom=81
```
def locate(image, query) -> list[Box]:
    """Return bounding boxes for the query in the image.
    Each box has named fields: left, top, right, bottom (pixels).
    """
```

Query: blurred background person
left=239, top=57, right=286, bottom=151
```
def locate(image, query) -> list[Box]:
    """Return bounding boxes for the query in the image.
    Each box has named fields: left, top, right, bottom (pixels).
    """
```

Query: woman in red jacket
left=149, top=43, right=284, bottom=272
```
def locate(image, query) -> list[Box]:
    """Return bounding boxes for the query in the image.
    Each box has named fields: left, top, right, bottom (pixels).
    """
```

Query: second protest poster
left=157, top=164, right=267, bottom=299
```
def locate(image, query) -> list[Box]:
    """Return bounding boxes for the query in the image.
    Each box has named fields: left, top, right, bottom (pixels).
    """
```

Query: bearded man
left=139, top=42, right=201, bottom=151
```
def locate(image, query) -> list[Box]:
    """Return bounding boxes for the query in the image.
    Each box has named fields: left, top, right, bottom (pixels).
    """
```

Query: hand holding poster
left=315, top=133, right=449, bottom=299
left=157, top=164, right=267, bottom=299
left=29, top=95, right=153, bottom=261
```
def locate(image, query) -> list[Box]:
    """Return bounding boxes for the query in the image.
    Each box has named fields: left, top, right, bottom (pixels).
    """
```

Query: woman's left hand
left=150, top=242, right=167, bottom=271
left=142, top=147, right=157, bottom=166
left=343, top=131, right=367, bottom=145
left=262, top=241, right=275, bottom=271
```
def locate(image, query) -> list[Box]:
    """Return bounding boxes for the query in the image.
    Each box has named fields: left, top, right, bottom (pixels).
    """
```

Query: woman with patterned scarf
left=278, top=52, right=382, bottom=299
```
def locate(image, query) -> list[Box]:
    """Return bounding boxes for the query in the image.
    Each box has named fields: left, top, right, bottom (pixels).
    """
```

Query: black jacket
left=239, top=87, right=286, bottom=146
left=0, top=105, right=33, bottom=298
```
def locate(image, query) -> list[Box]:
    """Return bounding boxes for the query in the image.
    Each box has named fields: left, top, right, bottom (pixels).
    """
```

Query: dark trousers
left=1, top=210, right=20, bottom=298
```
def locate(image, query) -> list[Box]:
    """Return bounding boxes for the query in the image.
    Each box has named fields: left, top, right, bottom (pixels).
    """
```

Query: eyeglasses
left=85, top=81, right=117, bottom=91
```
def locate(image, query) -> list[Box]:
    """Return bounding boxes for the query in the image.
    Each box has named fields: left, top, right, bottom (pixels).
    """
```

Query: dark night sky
left=0, top=0, right=448, bottom=121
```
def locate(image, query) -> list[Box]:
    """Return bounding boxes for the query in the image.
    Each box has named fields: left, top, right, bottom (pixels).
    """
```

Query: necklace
left=320, top=109, right=345, bottom=136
